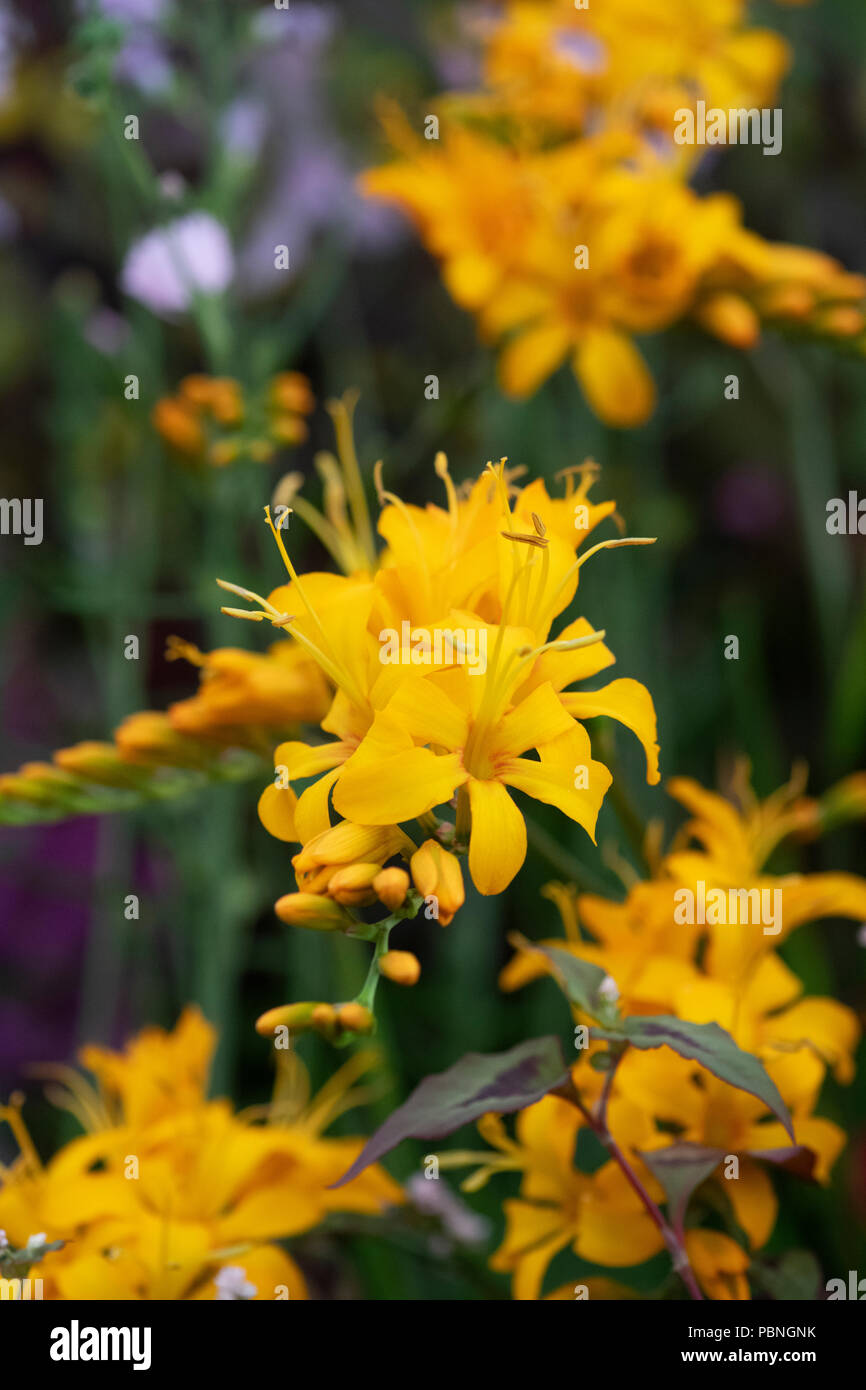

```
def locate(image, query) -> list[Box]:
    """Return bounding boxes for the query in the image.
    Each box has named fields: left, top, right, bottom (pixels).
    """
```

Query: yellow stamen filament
left=326, top=392, right=377, bottom=569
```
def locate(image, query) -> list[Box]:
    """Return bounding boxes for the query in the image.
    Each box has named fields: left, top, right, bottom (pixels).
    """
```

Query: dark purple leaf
left=331, top=1036, right=569, bottom=1188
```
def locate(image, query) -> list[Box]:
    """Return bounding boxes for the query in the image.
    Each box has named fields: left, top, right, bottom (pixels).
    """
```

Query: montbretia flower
left=223, top=449, right=659, bottom=898
left=0, top=1009, right=402, bottom=1300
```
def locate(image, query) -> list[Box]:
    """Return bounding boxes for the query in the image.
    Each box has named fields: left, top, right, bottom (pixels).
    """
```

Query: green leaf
left=621, top=1016, right=794, bottom=1140
left=331, top=1036, right=569, bottom=1189
left=753, top=1250, right=822, bottom=1302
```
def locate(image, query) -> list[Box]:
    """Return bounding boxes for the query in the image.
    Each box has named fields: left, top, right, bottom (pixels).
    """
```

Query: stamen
left=165, top=636, right=206, bottom=666
left=500, top=529, right=549, bottom=548
left=220, top=607, right=267, bottom=622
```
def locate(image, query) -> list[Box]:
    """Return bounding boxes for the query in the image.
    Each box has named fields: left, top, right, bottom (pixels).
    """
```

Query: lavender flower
left=120, top=213, right=234, bottom=316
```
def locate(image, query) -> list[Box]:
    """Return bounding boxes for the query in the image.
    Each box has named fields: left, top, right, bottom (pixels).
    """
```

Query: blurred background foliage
left=0, top=0, right=864, bottom=1297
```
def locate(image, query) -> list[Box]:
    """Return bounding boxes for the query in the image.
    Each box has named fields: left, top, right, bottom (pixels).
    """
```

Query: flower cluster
left=458, top=768, right=865, bottom=1299
left=0, top=637, right=329, bottom=824
left=0, top=1008, right=401, bottom=1299
left=215, top=401, right=660, bottom=1037
left=153, top=371, right=315, bottom=467
left=361, top=0, right=866, bottom=426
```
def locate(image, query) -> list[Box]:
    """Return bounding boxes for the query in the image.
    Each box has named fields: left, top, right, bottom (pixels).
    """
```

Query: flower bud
left=378, top=950, right=421, bottom=986
left=695, top=293, right=760, bottom=350
left=53, top=741, right=148, bottom=788
left=336, top=1003, right=375, bottom=1035
left=328, top=862, right=381, bottom=907
left=410, top=839, right=465, bottom=926
left=293, top=822, right=414, bottom=876
left=373, top=867, right=410, bottom=912
left=255, top=1002, right=319, bottom=1036
left=274, top=893, right=351, bottom=931
left=114, top=712, right=209, bottom=768
left=311, top=1004, right=339, bottom=1039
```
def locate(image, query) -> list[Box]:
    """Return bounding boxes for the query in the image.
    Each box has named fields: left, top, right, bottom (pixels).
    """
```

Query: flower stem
left=553, top=1076, right=704, bottom=1301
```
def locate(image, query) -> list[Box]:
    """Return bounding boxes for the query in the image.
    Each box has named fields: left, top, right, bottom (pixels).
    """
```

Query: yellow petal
left=574, top=328, right=656, bottom=428
left=383, top=676, right=469, bottom=750
left=334, top=720, right=467, bottom=824
left=495, top=682, right=575, bottom=759
left=562, top=678, right=660, bottom=785
left=726, top=1158, right=778, bottom=1251
left=501, top=726, right=612, bottom=842
left=273, top=739, right=349, bottom=780
left=467, top=778, right=527, bottom=895
left=295, top=767, right=340, bottom=843
left=257, top=782, right=299, bottom=843
left=498, top=319, right=572, bottom=399
left=520, top=616, right=616, bottom=698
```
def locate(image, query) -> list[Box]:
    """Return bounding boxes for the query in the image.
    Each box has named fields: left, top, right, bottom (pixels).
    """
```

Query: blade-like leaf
left=510, top=935, right=614, bottom=1020
left=331, top=1036, right=569, bottom=1189
left=747, top=1146, right=817, bottom=1181
left=637, top=1143, right=724, bottom=1231
left=622, top=1016, right=794, bottom=1140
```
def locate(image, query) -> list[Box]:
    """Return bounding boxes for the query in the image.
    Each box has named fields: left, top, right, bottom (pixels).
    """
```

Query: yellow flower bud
left=328, top=862, right=381, bottom=907
left=53, top=741, right=148, bottom=788
left=695, top=293, right=760, bottom=350
left=293, top=822, right=414, bottom=876
left=337, top=1003, right=375, bottom=1035
left=114, top=712, right=209, bottom=768
left=373, top=867, right=410, bottom=912
left=255, top=1002, right=319, bottom=1036
left=274, top=893, right=351, bottom=931
left=410, top=839, right=465, bottom=926
left=378, top=949, right=421, bottom=986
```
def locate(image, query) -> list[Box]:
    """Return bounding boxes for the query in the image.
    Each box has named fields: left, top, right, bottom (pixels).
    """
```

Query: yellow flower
left=485, top=1097, right=664, bottom=1300
left=224, top=454, right=657, bottom=899
left=166, top=637, right=331, bottom=740
left=361, top=2, right=861, bottom=426
left=0, top=1009, right=403, bottom=1301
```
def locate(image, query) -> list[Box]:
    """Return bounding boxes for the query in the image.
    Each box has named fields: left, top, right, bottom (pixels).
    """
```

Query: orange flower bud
left=270, top=372, right=315, bottom=415
left=337, top=1003, right=375, bottom=1034
left=373, top=866, right=410, bottom=912
left=759, top=284, right=814, bottom=320
left=152, top=398, right=204, bottom=456
left=274, top=893, right=351, bottom=931
left=378, top=949, right=421, bottom=986
left=695, top=293, right=760, bottom=350
left=410, top=839, right=465, bottom=926
left=207, top=378, right=244, bottom=426
left=311, top=1004, right=339, bottom=1038
left=818, top=305, right=864, bottom=338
